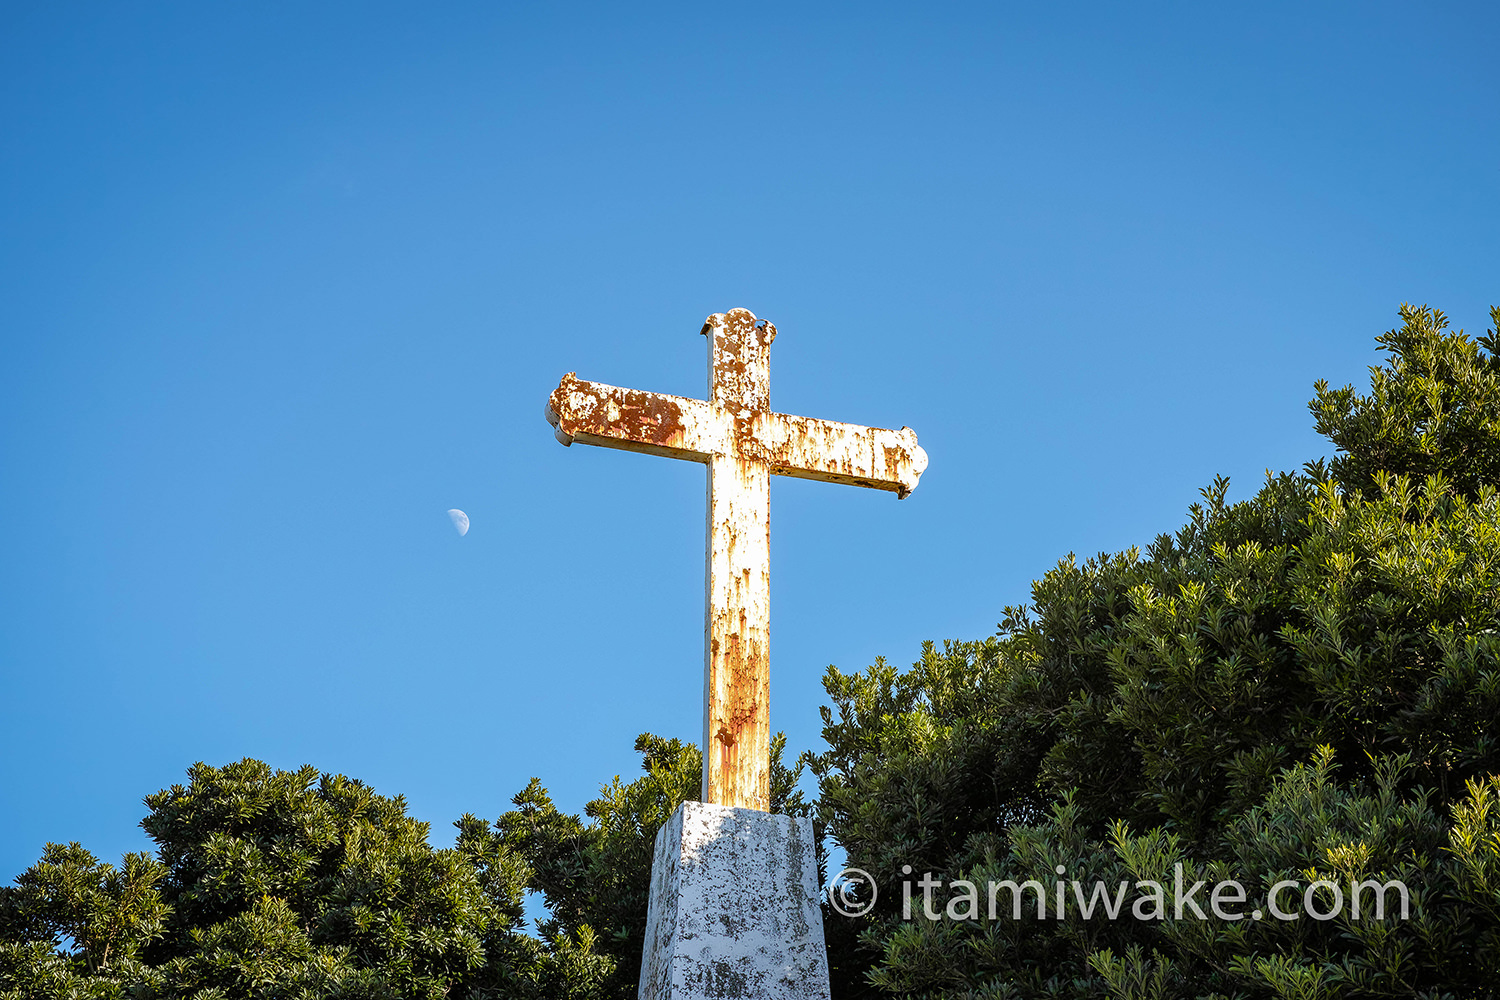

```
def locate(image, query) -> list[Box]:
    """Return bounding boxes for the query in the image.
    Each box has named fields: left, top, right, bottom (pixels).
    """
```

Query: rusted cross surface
left=545, top=308, right=928, bottom=812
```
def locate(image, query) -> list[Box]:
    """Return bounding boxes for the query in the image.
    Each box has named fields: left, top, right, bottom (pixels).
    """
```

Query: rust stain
left=545, top=308, right=924, bottom=812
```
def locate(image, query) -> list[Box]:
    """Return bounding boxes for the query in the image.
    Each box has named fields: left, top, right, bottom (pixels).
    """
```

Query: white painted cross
left=545, top=308, right=928, bottom=811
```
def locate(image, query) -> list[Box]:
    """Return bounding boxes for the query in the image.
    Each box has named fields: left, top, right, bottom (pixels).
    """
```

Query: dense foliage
left=0, top=760, right=611, bottom=999
left=0, top=738, right=807, bottom=1000
left=812, top=304, right=1500, bottom=998
left=6, top=303, right=1500, bottom=999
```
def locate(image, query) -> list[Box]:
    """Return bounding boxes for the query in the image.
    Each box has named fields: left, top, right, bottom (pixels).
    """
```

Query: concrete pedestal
left=638, top=801, right=831, bottom=1000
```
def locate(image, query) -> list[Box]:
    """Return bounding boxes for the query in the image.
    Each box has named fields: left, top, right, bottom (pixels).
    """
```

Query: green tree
left=1312, top=305, right=1500, bottom=500
left=813, top=304, right=1500, bottom=998
left=0, top=737, right=806, bottom=1000
left=0, top=759, right=613, bottom=999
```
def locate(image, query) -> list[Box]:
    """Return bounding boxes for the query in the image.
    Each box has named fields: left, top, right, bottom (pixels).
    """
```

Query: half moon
left=447, top=509, right=470, bottom=536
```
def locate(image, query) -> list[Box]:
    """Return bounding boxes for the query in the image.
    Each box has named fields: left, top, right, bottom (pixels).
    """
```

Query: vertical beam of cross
left=702, top=311, right=774, bottom=812
left=545, top=308, right=927, bottom=812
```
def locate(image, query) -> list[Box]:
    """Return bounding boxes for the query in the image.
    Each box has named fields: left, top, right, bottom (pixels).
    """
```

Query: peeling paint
left=546, top=309, right=927, bottom=811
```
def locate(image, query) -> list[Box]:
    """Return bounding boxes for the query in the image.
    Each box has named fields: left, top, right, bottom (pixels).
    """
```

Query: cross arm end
left=544, top=374, right=579, bottom=445
left=545, top=373, right=716, bottom=460
left=764, top=414, right=930, bottom=498
left=895, top=429, right=930, bottom=499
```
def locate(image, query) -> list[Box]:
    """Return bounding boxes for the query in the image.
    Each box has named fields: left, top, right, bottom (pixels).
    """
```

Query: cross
left=545, top=308, right=928, bottom=812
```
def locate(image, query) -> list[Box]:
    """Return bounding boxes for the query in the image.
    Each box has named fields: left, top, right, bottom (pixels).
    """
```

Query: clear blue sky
left=2, top=3, right=1496, bottom=884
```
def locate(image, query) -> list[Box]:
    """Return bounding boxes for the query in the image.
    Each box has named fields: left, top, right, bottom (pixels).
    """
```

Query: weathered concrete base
left=639, top=801, right=831, bottom=1000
